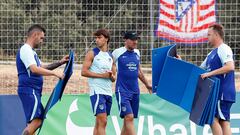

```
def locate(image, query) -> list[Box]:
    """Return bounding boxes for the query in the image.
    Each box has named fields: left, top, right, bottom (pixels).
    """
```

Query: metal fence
left=0, top=0, right=239, bottom=94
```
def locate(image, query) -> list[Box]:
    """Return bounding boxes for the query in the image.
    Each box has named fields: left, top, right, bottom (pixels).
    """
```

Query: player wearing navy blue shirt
left=16, top=24, right=69, bottom=135
left=112, top=31, right=152, bottom=135
left=201, top=24, right=236, bottom=135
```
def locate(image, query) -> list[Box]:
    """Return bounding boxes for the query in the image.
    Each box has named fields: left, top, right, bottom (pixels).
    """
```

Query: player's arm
left=110, top=62, right=116, bottom=82
left=41, top=55, right=69, bottom=70
left=20, top=46, right=64, bottom=79
left=81, top=50, right=111, bottom=78
left=201, top=46, right=235, bottom=79
left=138, top=65, right=152, bottom=93
left=201, top=61, right=234, bottom=79
left=29, top=64, right=64, bottom=79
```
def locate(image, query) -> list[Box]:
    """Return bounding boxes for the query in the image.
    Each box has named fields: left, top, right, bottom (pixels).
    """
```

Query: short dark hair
left=93, top=29, right=110, bottom=43
left=27, top=24, right=46, bottom=36
left=209, top=24, right=224, bottom=39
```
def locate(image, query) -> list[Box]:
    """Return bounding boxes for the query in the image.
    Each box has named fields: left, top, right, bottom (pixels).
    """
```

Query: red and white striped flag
left=155, top=0, right=216, bottom=44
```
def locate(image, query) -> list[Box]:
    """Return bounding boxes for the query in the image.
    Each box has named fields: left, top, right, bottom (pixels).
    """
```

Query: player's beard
left=207, top=39, right=214, bottom=47
left=34, top=43, right=39, bottom=48
left=128, top=44, right=137, bottom=50
left=34, top=42, right=42, bottom=49
left=207, top=41, right=212, bottom=46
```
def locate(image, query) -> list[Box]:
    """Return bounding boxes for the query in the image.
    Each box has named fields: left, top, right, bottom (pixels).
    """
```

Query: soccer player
left=201, top=24, right=236, bottom=135
left=81, top=29, right=115, bottom=135
left=112, top=31, right=152, bottom=135
left=16, top=24, right=69, bottom=135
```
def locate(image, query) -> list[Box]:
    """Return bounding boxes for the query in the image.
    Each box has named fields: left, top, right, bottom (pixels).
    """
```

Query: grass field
left=0, top=64, right=239, bottom=95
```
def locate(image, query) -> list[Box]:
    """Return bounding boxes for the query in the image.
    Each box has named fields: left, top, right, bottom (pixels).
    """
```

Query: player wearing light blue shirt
left=112, top=31, right=152, bottom=135
left=16, top=24, right=68, bottom=135
left=81, top=29, right=115, bottom=135
left=88, top=47, right=113, bottom=96
left=201, top=24, right=236, bottom=135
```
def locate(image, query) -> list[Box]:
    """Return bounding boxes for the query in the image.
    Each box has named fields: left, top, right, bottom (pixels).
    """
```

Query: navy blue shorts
left=215, top=100, right=233, bottom=121
left=116, top=92, right=139, bottom=119
left=90, top=94, right=112, bottom=116
left=18, top=88, right=44, bottom=123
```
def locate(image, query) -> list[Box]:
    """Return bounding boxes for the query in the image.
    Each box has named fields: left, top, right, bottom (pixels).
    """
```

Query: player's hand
left=201, top=72, right=211, bottom=79
left=54, top=71, right=65, bottom=79
left=176, top=55, right=182, bottom=60
left=102, top=71, right=112, bottom=78
left=105, top=70, right=116, bottom=82
left=110, top=75, right=116, bottom=82
left=60, top=55, right=69, bottom=64
left=110, top=74, right=116, bottom=82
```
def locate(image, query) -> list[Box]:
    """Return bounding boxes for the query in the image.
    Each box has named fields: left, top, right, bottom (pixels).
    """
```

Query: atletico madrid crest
left=155, top=0, right=217, bottom=44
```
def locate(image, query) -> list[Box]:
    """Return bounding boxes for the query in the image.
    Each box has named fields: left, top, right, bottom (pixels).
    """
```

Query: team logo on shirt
left=226, top=54, right=231, bottom=59
left=126, top=62, right=137, bottom=71
left=122, top=55, right=127, bottom=58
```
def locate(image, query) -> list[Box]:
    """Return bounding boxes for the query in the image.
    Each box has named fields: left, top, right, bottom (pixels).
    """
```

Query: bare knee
left=22, top=130, right=30, bottom=135
left=124, top=114, right=134, bottom=123
left=220, top=120, right=231, bottom=130
left=31, top=118, right=42, bottom=128
left=96, top=114, right=107, bottom=127
left=220, top=120, right=230, bottom=127
left=26, top=118, right=42, bottom=134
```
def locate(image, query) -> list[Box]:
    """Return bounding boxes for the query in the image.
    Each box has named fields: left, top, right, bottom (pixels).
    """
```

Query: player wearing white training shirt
left=81, top=29, right=116, bottom=135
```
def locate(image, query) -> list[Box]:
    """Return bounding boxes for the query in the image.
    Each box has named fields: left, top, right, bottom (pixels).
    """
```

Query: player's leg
left=116, top=92, right=136, bottom=135
left=211, top=100, right=231, bottom=135
left=219, top=101, right=233, bottom=135
left=91, top=94, right=111, bottom=135
left=19, top=90, right=44, bottom=135
left=94, top=113, right=107, bottom=135
left=220, top=120, right=231, bottom=135
left=121, top=93, right=139, bottom=135
left=121, top=114, right=135, bottom=135
left=22, top=118, right=42, bottom=135
left=210, top=118, right=223, bottom=135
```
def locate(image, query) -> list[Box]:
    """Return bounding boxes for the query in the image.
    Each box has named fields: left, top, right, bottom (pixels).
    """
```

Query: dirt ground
left=0, top=64, right=239, bottom=95
left=0, top=64, right=152, bottom=95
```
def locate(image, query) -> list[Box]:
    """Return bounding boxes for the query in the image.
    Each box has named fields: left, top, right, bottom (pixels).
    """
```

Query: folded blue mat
left=44, top=50, right=74, bottom=115
left=38, top=50, right=74, bottom=134
left=152, top=45, right=220, bottom=126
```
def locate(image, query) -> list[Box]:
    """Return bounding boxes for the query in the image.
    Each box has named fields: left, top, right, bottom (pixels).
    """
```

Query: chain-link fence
left=0, top=0, right=239, bottom=94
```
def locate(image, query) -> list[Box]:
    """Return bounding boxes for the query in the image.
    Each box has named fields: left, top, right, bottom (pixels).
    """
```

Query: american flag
left=155, top=0, right=216, bottom=44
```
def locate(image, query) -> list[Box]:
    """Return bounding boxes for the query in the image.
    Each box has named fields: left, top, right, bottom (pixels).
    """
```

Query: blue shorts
left=90, top=94, right=112, bottom=116
left=116, top=92, right=139, bottom=119
left=18, top=88, right=44, bottom=123
left=215, top=100, right=233, bottom=121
